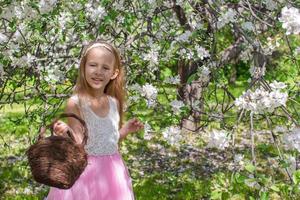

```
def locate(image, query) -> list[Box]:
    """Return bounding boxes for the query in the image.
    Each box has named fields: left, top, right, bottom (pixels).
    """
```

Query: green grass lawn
left=1, top=103, right=300, bottom=200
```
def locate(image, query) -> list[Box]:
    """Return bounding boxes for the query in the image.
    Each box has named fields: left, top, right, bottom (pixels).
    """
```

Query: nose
left=94, top=67, right=102, bottom=75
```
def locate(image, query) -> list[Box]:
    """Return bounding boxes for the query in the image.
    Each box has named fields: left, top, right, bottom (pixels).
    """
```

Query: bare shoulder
left=65, top=97, right=81, bottom=116
left=110, top=96, right=120, bottom=111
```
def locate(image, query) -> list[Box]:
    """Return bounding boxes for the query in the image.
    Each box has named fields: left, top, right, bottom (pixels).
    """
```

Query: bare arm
left=54, top=98, right=85, bottom=144
left=115, top=99, right=144, bottom=140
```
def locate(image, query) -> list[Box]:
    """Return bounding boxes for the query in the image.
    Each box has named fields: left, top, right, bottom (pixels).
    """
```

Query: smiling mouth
left=92, top=78, right=103, bottom=82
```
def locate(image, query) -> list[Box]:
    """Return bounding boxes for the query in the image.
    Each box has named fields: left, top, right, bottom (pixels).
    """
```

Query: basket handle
left=38, top=113, right=88, bottom=146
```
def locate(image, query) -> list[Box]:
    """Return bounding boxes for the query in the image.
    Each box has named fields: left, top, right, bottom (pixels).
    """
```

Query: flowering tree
left=1, top=0, right=300, bottom=198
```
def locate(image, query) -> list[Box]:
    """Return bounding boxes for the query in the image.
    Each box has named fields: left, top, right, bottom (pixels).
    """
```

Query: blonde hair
left=74, top=40, right=126, bottom=128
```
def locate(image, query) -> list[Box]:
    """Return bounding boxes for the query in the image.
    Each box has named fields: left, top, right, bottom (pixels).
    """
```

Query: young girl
left=46, top=40, right=144, bottom=200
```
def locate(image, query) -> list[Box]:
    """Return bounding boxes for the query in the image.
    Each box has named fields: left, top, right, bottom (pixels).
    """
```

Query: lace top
left=70, top=94, right=120, bottom=156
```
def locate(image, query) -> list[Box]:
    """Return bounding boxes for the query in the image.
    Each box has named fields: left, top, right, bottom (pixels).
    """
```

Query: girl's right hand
left=53, top=120, right=69, bottom=136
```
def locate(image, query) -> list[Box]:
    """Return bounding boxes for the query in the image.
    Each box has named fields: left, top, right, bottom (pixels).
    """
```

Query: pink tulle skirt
left=46, top=152, right=134, bottom=200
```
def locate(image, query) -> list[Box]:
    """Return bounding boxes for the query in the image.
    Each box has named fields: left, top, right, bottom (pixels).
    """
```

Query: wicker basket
left=27, top=113, right=88, bottom=189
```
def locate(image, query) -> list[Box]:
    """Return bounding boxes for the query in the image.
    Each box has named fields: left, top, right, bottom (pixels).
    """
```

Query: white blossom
left=165, top=75, right=180, bottom=84
left=176, top=31, right=192, bottom=42
left=113, top=0, right=124, bottom=10
left=144, top=122, right=153, bottom=140
left=162, top=126, right=182, bottom=146
left=58, top=12, right=71, bottom=29
left=188, top=14, right=203, bottom=30
left=265, top=0, right=277, bottom=11
left=195, top=45, right=210, bottom=60
left=23, top=187, right=32, bottom=195
left=241, top=21, right=254, bottom=31
left=234, top=154, right=244, bottom=166
left=143, top=49, right=159, bottom=66
left=39, top=0, right=58, bottom=14
left=270, top=80, right=287, bottom=90
left=129, top=83, right=142, bottom=93
left=206, top=129, right=230, bottom=150
left=141, top=83, right=158, bottom=107
left=178, top=49, right=194, bottom=59
left=127, top=95, right=139, bottom=103
left=0, top=33, right=8, bottom=44
left=198, top=66, right=210, bottom=83
left=217, top=8, right=237, bottom=29
left=282, top=127, right=300, bottom=152
left=170, top=100, right=185, bottom=113
left=287, top=155, right=297, bottom=174
left=235, top=87, right=288, bottom=114
left=262, top=37, right=280, bottom=55
left=86, top=4, right=106, bottom=22
left=240, top=46, right=253, bottom=62
left=175, top=0, right=185, bottom=6
left=21, top=53, right=36, bottom=65
left=279, top=6, right=300, bottom=35
left=45, top=65, right=64, bottom=82
left=1, top=4, right=16, bottom=20
left=142, top=83, right=157, bottom=99
left=274, top=125, right=288, bottom=133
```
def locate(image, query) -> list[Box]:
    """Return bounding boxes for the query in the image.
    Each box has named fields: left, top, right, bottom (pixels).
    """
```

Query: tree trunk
left=178, top=60, right=203, bottom=132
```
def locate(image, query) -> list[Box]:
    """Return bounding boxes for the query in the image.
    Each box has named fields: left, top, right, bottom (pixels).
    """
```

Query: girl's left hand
left=123, top=118, right=144, bottom=134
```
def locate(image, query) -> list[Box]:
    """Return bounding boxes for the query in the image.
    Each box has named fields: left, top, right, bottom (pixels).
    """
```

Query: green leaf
left=270, top=185, right=280, bottom=192
left=234, top=173, right=246, bottom=184
left=293, top=170, right=300, bottom=185
left=187, top=73, right=197, bottom=84
left=260, top=191, right=269, bottom=200
left=245, top=164, right=256, bottom=173
left=210, top=190, right=222, bottom=199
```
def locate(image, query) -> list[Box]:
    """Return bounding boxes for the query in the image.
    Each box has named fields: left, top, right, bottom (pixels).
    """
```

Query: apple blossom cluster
left=265, top=0, right=277, bottom=11
left=170, top=100, right=185, bottom=114
left=0, top=33, right=8, bottom=44
left=44, top=65, right=64, bottom=82
left=206, top=129, right=230, bottom=150
left=279, top=6, right=300, bottom=35
left=234, top=154, right=244, bottom=166
left=195, top=45, right=210, bottom=60
left=142, top=48, right=160, bottom=69
left=241, top=21, right=254, bottom=31
left=1, top=1, right=39, bottom=20
left=176, top=31, right=192, bottom=42
left=282, top=127, right=300, bottom=152
left=217, top=8, right=237, bottom=29
left=286, top=155, right=297, bottom=174
left=234, top=81, right=288, bottom=114
left=143, top=122, right=153, bottom=140
left=85, top=4, right=106, bottom=23
left=127, top=83, right=159, bottom=108
left=165, top=75, right=180, bottom=85
left=162, top=126, right=182, bottom=146
left=178, top=46, right=210, bottom=61
left=141, top=83, right=158, bottom=107
left=197, top=66, right=210, bottom=84
left=39, top=0, right=58, bottom=14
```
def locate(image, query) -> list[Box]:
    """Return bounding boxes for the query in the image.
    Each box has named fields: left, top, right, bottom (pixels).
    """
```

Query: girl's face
left=84, top=47, right=118, bottom=93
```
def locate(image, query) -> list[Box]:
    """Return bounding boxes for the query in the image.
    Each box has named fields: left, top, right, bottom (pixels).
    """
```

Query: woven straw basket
left=27, top=113, right=88, bottom=189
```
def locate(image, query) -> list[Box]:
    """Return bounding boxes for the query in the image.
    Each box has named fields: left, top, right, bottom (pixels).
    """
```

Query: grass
left=1, top=102, right=299, bottom=199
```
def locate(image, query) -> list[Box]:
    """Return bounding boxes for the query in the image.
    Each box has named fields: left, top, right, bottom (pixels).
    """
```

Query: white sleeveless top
left=70, top=94, right=120, bottom=156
